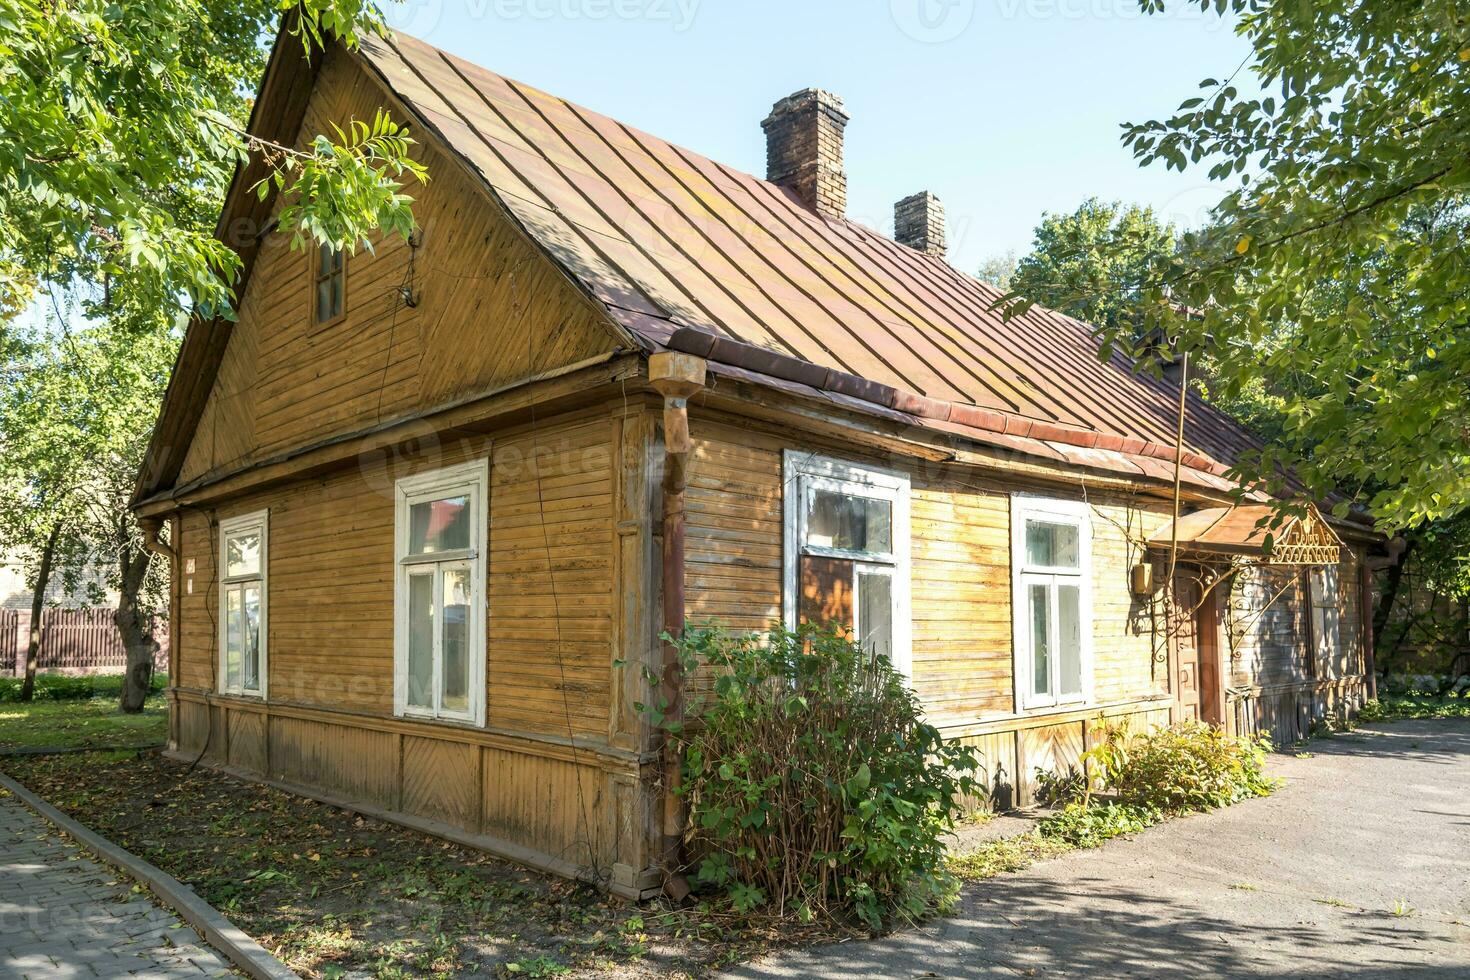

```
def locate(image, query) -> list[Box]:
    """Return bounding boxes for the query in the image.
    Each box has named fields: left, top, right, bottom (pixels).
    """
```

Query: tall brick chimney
left=894, top=191, right=946, bottom=258
left=761, top=89, right=849, bottom=218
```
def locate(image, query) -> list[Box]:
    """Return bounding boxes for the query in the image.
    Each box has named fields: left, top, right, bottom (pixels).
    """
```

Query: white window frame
left=1010, top=495, right=1093, bottom=711
left=782, top=451, right=912, bottom=676
left=393, top=459, right=488, bottom=726
left=218, top=509, right=268, bottom=699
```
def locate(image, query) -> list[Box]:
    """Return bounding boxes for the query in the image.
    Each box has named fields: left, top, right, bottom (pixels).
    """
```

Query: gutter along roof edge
left=667, top=326, right=1245, bottom=492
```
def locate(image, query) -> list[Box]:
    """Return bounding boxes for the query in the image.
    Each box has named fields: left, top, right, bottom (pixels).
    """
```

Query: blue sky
left=381, top=0, right=1251, bottom=274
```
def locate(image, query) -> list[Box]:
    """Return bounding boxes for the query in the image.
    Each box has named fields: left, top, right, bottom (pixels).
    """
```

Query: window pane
left=408, top=495, right=471, bottom=555
left=225, top=586, right=242, bottom=691
left=1030, top=583, right=1050, bottom=697
left=226, top=531, right=260, bottom=578
left=407, top=573, right=434, bottom=709
left=318, top=244, right=336, bottom=276
left=1026, top=519, right=1080, bottom=568
left=329, top=275, right=343, bottom=318
left=1058, top=584, right=1082, bottom=696
left=806, top=488, right=891, bottom=554
left=242, top=585, right=261, bottom=692
left=856, top=566, right=893, bottom=665
left=441, top=567, right=471, bottom=714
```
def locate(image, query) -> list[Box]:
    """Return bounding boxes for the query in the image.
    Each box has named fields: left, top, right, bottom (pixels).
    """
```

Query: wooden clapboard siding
left=684, top=420, right=784, bottom=632
left=1228, top=565, right=1309, bottom=688
left=1090, top=499, right=1172, bottom=705
left=489, top=416, right=615, bottom=738
left=909, top=480, right=1012, bottom=724
left=1222, top=544, right=1370, bottom=743
left=174, top=408, right=615, bottom=733
left=169, top=404, right=652, bottom=893
left=176, top=46, right=618, bottom=488
left=682, top=412, right=1175, bottom=733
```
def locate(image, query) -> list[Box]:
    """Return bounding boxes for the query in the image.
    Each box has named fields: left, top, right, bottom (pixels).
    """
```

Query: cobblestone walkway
left=0, top=787, right=235, bottom=978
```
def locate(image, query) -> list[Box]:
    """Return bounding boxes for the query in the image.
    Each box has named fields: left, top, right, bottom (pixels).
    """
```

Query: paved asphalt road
left=726, top=718, right=1470, bottom=980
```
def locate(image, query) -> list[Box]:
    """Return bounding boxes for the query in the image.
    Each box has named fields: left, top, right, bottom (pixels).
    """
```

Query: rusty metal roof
left=1150, top=504, right=1344, bottom=563
left=356, top=31, right=1267, bottom=491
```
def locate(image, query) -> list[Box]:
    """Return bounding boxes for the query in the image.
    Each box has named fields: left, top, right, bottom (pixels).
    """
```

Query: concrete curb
left=0, top=742, right=165, bottom=757
left=0, top=770, right=299, bottom=980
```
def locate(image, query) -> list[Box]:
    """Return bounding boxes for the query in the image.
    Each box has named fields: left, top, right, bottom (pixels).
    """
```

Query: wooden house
left=132, top=28, right=1382, bottom=898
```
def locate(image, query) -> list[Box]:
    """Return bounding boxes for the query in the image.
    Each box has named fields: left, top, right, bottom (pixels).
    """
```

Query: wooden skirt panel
left=1227, top=676, right=1367, bottom=746
left=171, top=691, right=658, bottom=898
left=950, top=700, right=1174, bottom=809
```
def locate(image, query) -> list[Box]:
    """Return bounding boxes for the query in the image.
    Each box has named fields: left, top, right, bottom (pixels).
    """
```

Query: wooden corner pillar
left=647, top=351, right=706, bottom=901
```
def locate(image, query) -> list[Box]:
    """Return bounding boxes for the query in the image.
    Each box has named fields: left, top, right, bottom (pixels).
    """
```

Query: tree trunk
left=1372, top=536, right=1415, bottom=668
left=116, top=541, right=157, bottom=714
left=19, top=523, right=62, bottom=703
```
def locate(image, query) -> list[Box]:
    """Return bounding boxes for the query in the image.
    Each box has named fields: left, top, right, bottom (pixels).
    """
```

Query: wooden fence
left=1, top=608, right=169, bottom=676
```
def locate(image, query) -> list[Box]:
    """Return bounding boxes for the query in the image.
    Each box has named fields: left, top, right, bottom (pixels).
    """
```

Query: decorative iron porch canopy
left=1149, top=504, right=1342, bottom=566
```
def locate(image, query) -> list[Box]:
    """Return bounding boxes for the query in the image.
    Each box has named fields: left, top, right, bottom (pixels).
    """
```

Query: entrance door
left=1171, top=571, right=1204, bottom=723
left=1171, top=568, right=1225, bottom=726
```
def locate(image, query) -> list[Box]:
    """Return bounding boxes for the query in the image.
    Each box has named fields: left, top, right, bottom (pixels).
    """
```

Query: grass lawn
left=0, top=674, right=167, bottom=752
left=1, top=752, right=824, bottom=978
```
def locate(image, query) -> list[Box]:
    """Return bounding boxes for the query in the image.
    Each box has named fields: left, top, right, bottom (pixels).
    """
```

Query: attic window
left=313, top=243, right=346, bottom=324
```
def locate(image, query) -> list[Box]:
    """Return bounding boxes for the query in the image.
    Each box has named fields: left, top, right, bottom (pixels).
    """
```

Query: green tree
left=1007, top=199, right=1177, bottom=336
left=2, top=1, right=429, bottom=707
left=0, top=328, right=104, bottom=701
left=1, top=0, right=424, bottom=328
left=976, top=250, right=1017, bottom=291
left=1112, top=0, right=1470, bottom=534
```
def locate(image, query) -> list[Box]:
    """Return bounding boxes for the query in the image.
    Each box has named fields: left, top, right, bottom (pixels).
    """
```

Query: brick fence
left=0, top=608, right=169, bottom=677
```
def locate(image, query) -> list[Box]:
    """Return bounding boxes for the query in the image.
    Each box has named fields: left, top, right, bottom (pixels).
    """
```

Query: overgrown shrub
left=1082, top=719, right=1276, bottom=813
left=1360, top=691, right=1470, bottom=722
left=1037, top=801, right=1160, bottom=847
left=656, top=625, right=980, bottom=931
left=0, top=673, right=165, bottom=703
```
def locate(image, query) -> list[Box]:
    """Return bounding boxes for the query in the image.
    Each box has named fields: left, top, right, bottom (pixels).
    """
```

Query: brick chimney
left=894, top=191, right=946, bottom=258
left=761, top=89, right=849, bottom=218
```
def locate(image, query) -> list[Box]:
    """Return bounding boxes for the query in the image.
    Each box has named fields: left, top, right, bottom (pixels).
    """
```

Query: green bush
left=1082, top=719, right=1276, bottom=813
left=1037, top=801, right=1160, bottom=847
left=1360, top=691, right=1470, bottom=722
left=657, top=625, right=980, bottom=931
left=0, top=673, right=166, bottom=703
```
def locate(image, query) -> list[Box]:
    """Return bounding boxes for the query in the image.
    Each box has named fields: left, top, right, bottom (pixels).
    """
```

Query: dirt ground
left=1, top=750, right=828, bottom=978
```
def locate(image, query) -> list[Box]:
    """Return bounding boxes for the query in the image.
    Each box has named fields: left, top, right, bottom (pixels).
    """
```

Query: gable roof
left=138, top=26, right=1270, bottom=506
left=354, top=31, right=1259, bottom=495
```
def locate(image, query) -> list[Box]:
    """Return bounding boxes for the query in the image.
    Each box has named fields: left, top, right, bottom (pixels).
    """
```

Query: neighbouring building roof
left=1149, top=504, right=1344, bottom=565
left=354, top=31, right=1261, bottom=494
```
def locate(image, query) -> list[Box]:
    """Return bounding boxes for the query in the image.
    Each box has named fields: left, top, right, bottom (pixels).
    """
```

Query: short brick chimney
left=894, top=191, right=946, bottom=258
left=761, top=89, right=849, bottom=218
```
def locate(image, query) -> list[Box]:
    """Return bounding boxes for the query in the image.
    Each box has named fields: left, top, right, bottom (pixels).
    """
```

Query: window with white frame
left=219, top=510, right=268, bottom=698
left=1011, top=496, right=1092, bottom=710
left=782, top=452, right=911, bottom=675
left=394, top=460, right=487, bottom=725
